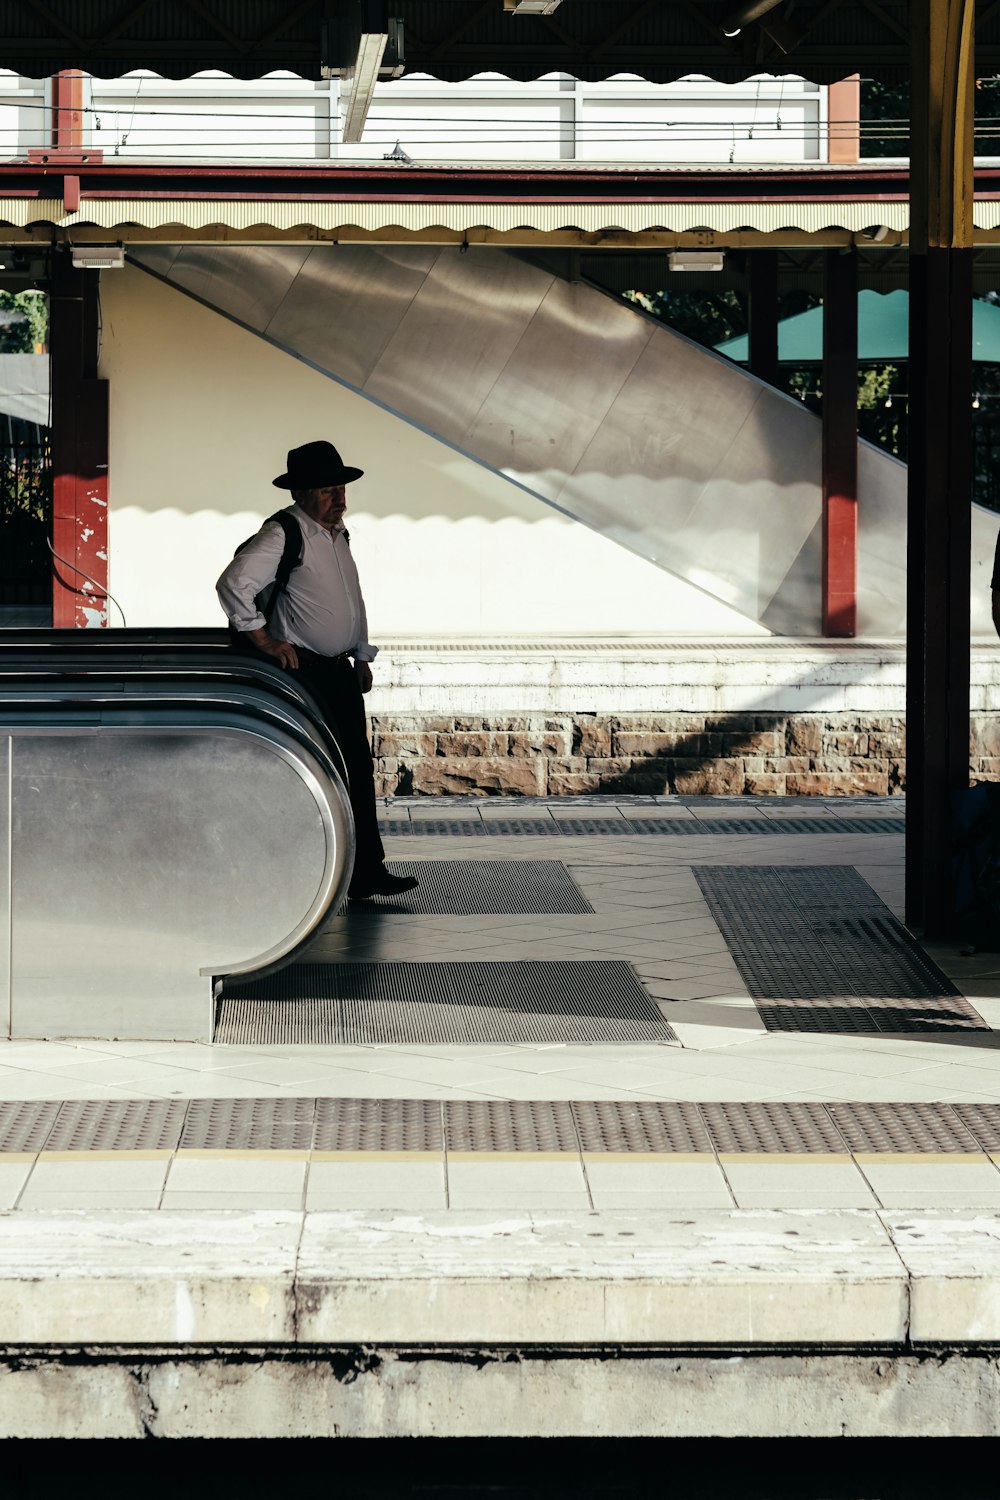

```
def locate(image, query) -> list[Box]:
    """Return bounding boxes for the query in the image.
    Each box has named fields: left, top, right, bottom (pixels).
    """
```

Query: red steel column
left=50, top=70, right=84, bottom=149
left=822, top=247, right=858, bottom=637
left=50, top=253, right=109, bottom=629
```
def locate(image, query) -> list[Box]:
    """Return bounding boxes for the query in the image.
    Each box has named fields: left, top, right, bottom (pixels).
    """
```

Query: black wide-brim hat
left=272, top=439, right=364, bottom=489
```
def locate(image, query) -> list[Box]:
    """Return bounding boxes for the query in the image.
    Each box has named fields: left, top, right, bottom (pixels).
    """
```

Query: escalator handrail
left=0, top=680, right=351, bottom=792
left=0, top=654, right=350, bottom=786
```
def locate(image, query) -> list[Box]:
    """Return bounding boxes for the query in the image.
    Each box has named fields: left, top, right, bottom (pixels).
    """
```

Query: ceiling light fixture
left=70, top=246, right=125, bottom=269
left=503, top=0, right=564, bottom=13
left=669, top=251, right=725, bottom=273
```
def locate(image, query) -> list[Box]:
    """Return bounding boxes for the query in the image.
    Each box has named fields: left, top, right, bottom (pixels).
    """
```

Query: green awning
left=715, top=289, right=1000, bottom=363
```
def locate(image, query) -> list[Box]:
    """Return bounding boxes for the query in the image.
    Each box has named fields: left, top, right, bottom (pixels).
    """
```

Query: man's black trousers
left=290, top=649, right=386, bottom=886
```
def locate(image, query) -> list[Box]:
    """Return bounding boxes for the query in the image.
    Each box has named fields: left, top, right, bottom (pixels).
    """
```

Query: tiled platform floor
left=3, top=795, right=1000, bottom=1212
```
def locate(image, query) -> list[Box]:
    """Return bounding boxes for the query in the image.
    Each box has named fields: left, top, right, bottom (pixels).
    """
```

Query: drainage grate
left=694, top=866, right=986, bottom=1034
left=217, top=961, right=675, bottom=1045
left=44, top=1099, right=187, bottom=1152
left=355, top=860, right=593, bottom=914
left=180, top=1097, right=315, bottom=1151
left=378, top=817, right=905, bottom=837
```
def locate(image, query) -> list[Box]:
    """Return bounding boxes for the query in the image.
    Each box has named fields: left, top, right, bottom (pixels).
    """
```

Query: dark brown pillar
left=906, top=0, right=975, bottom=933
left=748, top=249, right=779, bottom=387
left=822, top=248, right=858, bottom=637
left=50, top=252, right=109, bottom=629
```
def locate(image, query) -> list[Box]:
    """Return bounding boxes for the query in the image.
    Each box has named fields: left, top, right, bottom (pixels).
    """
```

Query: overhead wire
left=5, top=89, right=1000, bottom=154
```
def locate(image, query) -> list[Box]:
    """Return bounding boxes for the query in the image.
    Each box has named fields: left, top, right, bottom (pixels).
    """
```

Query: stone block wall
left=368, top=710, right=1000, bottom=796
left=370, top=712, right=926, bottom=797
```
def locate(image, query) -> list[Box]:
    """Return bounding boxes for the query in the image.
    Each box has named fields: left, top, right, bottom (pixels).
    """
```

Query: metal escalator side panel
left=7, top=717, right=353, bottom=1042
left=1, top=734, right=9, bottom=1041
left=145, top=240, right=991, bottom=637
left=0, top=628, right=228, bottom=649
left=134, top=242, right=893, bottom=633
left=0, top=651, right=351, bottom=787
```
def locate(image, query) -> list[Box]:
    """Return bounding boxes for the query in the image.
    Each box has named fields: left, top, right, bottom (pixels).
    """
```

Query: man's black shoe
left=349, top=869, right=419, bottom=900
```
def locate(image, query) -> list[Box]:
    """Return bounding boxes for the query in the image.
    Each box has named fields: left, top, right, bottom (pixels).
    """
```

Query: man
left=216, top=439, right=417, bottom=901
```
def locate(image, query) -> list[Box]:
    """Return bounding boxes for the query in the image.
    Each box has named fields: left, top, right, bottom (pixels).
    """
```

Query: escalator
left=129, top=242, right=998, bottom=637
left=0, top=631, right=354, bottom=1041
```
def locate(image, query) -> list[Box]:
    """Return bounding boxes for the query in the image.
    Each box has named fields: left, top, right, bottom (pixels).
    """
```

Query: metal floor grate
left=377, top=817, right=905, bottom=837
left=354, top=860, right=593, bottom=914
left=694, top=865, right=986, bottom=1034
left=217, top=960, right=674, bottom=1045
left=4, top=1097, right=1000, bottom=1155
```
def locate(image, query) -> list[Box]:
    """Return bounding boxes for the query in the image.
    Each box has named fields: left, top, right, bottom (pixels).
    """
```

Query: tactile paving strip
left=694, top=865, right=986, bottom=1034
left=572, top=1100, right=710, bottom=1154
left=698, top=1101, right=849, bottom=1154
left=0, top=1100, right=62, bottom=1154
left=3, top=1098, right=1000, bottom=1154
left=314, top=1098, right=443, bottom=1153
left=356, top=860, right=593, bottom=914
left=377, top=817, right=904, bottom=837
left=445, top=1100, right=580, bottom=1153
left=827, top=1102, right=982, bottom=1154
left=180, top=1097, right=315, bottom=1151
left=44, top=1099, right=187, bottom=1152
left=217, top=961, right=675, bottom=1045
left=952, top=1103, right=1000, bottom=1151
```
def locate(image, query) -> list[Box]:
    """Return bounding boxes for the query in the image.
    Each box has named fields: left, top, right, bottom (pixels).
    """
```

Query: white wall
left=0, top=68, right=826, bottom=166
left=98, top=264, right=767, bottom=638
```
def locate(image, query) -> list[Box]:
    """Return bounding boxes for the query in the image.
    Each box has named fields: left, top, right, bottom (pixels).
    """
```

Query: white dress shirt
left=216, top=503, right=377, bottom=662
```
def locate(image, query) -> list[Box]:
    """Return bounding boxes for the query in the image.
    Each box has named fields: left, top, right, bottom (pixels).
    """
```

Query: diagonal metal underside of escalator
left=129, top=241, right=979, bottom=637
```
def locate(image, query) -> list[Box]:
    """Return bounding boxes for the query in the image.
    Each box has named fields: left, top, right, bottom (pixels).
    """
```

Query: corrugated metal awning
left=0, top=196, right=923, bottom=235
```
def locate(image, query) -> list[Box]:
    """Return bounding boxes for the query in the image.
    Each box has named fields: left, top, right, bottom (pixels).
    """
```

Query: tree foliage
left=862, top=78, right=1000, bottom=157
left=0, top=291, right=48, bottom=353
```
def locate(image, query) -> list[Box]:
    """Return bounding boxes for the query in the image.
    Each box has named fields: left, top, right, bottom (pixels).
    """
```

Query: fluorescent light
left=70, top=246, right=125, bottom=269
left=342, top=31, right=388, bottom=143
left=503, top=0, right=564, bottom=12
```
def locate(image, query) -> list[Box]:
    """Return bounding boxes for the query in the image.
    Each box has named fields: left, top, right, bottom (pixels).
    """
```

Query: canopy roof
left=3, top=162, right=1000, bottom=243
left=0, top=0, right=982, bottom=85
left=0, top=160, right=996, bottom=247
left=716, top=288, right=1000, bottom=362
